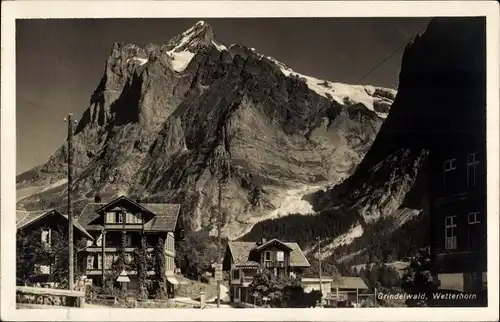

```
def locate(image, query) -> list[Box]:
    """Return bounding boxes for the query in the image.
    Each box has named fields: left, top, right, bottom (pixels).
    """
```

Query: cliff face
left=242, top=17, right=486, bottom=265
left=17, top=21, right=396, bottom=238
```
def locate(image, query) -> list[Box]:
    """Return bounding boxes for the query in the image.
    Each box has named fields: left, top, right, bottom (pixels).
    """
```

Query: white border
left=1, top=1, right=499, bottom=321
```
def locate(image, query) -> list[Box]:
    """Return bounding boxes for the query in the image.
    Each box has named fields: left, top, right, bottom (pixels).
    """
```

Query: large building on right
left=426, top=17, right=487, bottom=299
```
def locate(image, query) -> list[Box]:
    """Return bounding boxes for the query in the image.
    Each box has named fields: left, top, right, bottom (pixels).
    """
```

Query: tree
left=16, top=226, right=86, bottom=288
left=175, top=232, right=220, bottom=280
left=401, top=246, right=439, bottom=307
left=303, top=256, right=341, bottom=284
left=16, top=229, right=45, bottom=285
left=248, top=269, right=307, bottom=308
left=109, top=231, right=132, bottom=297
left=133, top=233, right=150, bottom=299
left=152, top=236, right=167, bottom=299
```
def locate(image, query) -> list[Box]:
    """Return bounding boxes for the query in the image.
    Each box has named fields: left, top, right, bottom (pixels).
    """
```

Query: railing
left=85, top=247, right=154, bottom=252
left=264, top=261, right=286, bottom=268
left=16, top=286, right=85, bottom=308
left=104, top=223, right=143, bottom=230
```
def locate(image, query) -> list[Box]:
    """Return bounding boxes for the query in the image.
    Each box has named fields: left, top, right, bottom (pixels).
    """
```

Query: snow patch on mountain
left=319, top=225, right=364, bottom=259
left=167, top=51, right=196, bottom=72
left=232, top=183, right=330, bottom=240
left=259, top=55, right=395, bottom=118
left=212, top=41, right=227, bottom=52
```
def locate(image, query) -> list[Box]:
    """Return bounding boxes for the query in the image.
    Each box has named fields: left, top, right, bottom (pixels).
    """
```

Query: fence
left=16, top=286, right=86, bottom=308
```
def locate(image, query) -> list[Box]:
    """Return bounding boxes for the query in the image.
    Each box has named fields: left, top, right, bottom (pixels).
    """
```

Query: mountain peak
left=165, top=20, right=216, bottom=53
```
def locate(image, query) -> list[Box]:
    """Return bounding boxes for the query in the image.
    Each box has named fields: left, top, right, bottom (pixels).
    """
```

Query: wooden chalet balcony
left=104, top=223, right=143, bottom=230
left=85, top=269, right=156, bottom=276
left=264, top=261, right=286, bottom=268
left=85, top=246, right=154, bottom=252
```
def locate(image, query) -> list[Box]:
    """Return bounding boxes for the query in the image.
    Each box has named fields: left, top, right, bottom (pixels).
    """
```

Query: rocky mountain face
left=17, top=21, right=396, bottom=238
left=264, top=17, right=485, bottom=265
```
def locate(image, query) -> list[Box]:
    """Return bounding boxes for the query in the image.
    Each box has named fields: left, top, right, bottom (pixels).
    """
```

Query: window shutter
left=87, top=255, right=95, bottom=269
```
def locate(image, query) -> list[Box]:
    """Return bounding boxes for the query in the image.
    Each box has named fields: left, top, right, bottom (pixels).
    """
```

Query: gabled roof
left=254, top=238, right=293, bottom=252
left=76, top=203, right=105, bottom=231
left=94, top=195, right=155, bottom=217
left=16, top=209, right=94, bottom=240
left=334, top=276, right=368, bottom=290
left=227, top=241, right=310, bottom=268
left=141, top=203, right=181, bottom=232
left=76, top=200, right=181, bottom=232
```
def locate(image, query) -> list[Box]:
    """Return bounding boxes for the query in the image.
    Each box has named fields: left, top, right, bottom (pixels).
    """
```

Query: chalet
left=223, top=238, right=310, bottom=303
left=16, top=209, right=94, bottom=285
left=76, top=195, right=185, bottom=295
left=331, top=276, right=369, bottom=303
left=16, top=195, right=185, bottom=297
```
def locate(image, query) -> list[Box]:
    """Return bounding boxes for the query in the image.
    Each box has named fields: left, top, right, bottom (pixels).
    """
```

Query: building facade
left=77, top=196, right=184, bottom=294
left=223, top=238, right=310, bottom=303
left=16, top=195, right=185, bottom=296
left=429, top=138, right=487, bottom=294
left=16, top=209, right=94, bottom=285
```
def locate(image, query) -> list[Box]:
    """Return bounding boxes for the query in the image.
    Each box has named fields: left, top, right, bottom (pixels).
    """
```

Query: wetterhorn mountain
left=17, top=21, right=396, bottom=239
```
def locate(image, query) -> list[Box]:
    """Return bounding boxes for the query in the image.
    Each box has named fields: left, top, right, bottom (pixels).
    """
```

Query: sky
left=16, top=17, right=431, bottom=174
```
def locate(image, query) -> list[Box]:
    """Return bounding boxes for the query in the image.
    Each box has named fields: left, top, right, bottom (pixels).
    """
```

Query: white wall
left=301, top=281, right=331, bottom=298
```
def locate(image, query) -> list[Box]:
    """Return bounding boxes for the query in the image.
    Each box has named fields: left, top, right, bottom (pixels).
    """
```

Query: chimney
left=94, top=194, right=102, bottom=203
left=261, top=238, right=267, bottom=244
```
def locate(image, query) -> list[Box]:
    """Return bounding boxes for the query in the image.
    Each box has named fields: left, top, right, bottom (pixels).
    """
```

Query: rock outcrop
left=17, top=21, right=396, bottom=238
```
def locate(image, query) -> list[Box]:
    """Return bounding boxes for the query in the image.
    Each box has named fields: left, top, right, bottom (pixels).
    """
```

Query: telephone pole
left=316, top=236, right=323, bottom=308
left=216, top=126, right=230, bottom=308
left=216, top=175, right=222, bottom=308
left=65, top=113, right=76, bottom=291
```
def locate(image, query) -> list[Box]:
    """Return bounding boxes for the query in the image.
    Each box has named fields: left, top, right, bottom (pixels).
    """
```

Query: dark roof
left=227, top=241, right=310, bottom=267
left=141, top=203, right=181, bottom=231
left=95, top=196, right=155, bottom=215
left=76, top=203, right=104, bottom=231
left=76, top=201, right=180, bottom=232
left=334, top=276, right=368, bottom=290
left=16, top=209, right=94, bottom=240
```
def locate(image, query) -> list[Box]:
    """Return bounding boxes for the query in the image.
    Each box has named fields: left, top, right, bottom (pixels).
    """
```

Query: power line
left=355, top=25, right=428, bottom=84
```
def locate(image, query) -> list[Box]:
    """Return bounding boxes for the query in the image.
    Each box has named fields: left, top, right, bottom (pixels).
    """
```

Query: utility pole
left=316, top=236, right=323, bottom=308
left=216, top=176, right=221, bottom=308
left=65, top=113, right=76, bottom=291
left=216, top=126, right=230, bottom=308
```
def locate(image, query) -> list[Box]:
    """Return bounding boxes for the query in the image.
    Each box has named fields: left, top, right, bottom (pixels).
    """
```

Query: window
left=264, top=251, right=271, bottom=261
left=116, top=212, right=124, bottom=223
left=467, top=152, right=480, bottom=188
left=232, top=269, right=240, bottom=280
left=41, top=228, right=52, bottom=246
left=276, top=251, right=284, bottom=262
left=468, top=212, right=480, bottom=224
left=443, top=158, right=457, bottom=194
left=445, top=216, right=457, bottom=249
left=106, top=212, right=115, bottom=223
left=97, top=254, right=102, bottom=269
left=468, top=213, right=481, bottom=250
left=125, top=234, right=133, bottom=246
left=87, top=255, right=95, bottom=269
left=444, top=158, right=456, bottom=171
left=35, top=264, right=50, bottom=274
left=105, top=254, right=114, bottom=269
left=165, top=257, right=175, bottom=272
